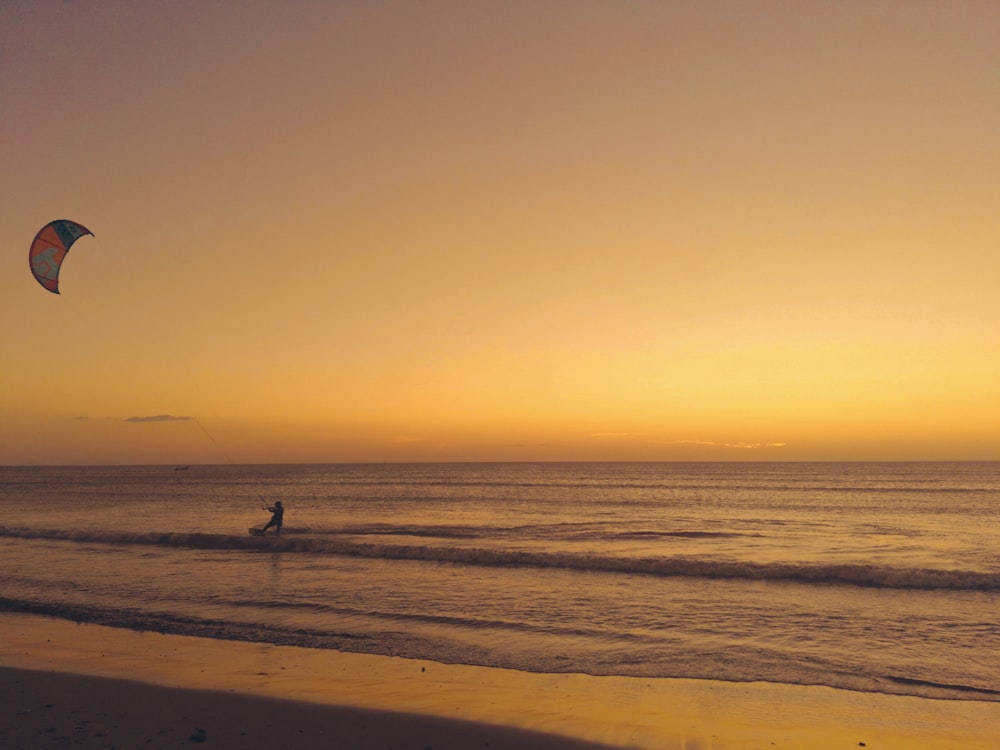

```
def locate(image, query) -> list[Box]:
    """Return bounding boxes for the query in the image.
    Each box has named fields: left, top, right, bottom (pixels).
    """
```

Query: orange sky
left=3, top=1, right=1000, bottom=465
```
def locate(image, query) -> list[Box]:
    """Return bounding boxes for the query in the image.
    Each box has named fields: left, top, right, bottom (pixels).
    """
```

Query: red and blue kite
left=29, top=219, right=93, bottom=294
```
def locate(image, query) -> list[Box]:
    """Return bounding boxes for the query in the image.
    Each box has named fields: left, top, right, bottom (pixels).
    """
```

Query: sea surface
left=1, top=462, right=998, bottom=702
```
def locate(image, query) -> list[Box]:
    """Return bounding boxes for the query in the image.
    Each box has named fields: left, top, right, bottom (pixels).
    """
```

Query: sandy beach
left=2, top=665, right=617, bottom=750
left=2, top=613, right=998, bottom=749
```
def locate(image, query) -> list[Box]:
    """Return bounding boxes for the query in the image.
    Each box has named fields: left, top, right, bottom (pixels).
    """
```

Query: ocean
left=1, top=462, right=998, bottom=703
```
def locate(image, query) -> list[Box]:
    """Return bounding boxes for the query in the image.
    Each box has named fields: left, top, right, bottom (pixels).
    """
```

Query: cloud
left=124, top=415, right=194, bottom=423
left=663, top=440, right=787, bottom=449
left=586, top=434, right=786, bottom=449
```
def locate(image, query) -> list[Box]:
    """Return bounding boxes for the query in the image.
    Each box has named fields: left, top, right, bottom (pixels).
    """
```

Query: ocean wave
left=2, top=597, right=998, bottom=704
left=885, top=674, right=1000, bottom=697
left=2, top=526, right=997, bottom=591
left=326, top=523, right=753, bottom=541
left=208, top=595, right=662, bottom=643
left=608, top=530, right=754, bottom=540
left=343, top=482, right=999, bottom=498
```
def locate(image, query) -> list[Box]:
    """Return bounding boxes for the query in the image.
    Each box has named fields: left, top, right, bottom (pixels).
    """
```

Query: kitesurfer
left=261, top=501, right=284, bottom=534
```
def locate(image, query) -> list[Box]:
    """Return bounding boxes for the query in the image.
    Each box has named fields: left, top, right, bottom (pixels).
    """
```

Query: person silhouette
left=261, top=501, right=284, bottom=534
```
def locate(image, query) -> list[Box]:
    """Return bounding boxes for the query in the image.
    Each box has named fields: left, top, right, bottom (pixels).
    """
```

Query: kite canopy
left=29, top=219, right=93, bottom=294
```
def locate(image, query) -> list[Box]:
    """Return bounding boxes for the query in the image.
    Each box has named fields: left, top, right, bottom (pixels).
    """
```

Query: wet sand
left=2, top=612, right=998, bottom=749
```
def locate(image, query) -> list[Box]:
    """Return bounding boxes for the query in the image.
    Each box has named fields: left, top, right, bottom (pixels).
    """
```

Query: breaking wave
left=2, top=526, right=997, bottom=591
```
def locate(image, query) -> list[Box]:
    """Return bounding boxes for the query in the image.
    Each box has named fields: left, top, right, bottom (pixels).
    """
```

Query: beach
left=3, top=612, right=998, bottom=749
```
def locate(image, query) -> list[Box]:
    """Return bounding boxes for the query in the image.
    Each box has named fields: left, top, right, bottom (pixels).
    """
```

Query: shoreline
left=2, top=612, right=999, bottom=749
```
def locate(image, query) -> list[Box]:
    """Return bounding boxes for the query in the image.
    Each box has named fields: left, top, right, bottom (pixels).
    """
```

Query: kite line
left=193, top=419, right=235, bottom=465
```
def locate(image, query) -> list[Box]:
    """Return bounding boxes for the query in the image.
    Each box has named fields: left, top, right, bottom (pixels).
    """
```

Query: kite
left=29, top=219, right=94, bottom=294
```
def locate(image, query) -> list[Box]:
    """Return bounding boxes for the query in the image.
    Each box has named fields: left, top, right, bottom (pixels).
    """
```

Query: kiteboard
left=248, top=527, right=265, bottom=536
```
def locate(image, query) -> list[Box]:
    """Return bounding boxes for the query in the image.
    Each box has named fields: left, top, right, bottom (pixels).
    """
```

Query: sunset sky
left=3, top=1, right=1000, bottom=465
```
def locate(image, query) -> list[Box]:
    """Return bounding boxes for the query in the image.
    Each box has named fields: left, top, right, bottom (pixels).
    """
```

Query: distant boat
left=174, top=466, right=189, bottom=471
